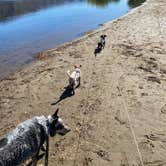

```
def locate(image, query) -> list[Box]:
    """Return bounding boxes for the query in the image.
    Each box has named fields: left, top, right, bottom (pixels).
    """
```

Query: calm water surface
left=0, top=0, right=145, bottom=79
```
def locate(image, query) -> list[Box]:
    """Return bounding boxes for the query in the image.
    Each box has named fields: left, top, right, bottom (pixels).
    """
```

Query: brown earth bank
left=0, top=0, right=166, bottom=165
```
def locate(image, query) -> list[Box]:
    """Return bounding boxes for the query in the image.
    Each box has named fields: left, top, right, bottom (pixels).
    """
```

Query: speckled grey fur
left=0, top=116, right=48, bottom=166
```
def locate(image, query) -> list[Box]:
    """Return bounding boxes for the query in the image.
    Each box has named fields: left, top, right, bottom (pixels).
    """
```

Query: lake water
left=0, top=0, right=145, bottom=79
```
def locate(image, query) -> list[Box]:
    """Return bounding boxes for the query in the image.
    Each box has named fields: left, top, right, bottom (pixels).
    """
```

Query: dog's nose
left=65, top=125, right=71, bottom=132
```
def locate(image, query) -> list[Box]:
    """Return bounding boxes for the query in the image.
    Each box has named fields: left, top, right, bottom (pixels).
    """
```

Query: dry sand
left=0, top=0, right=166, bottom=165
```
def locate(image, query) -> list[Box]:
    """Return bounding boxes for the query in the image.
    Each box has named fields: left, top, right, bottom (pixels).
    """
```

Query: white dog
left=67, top=64, right=81, bottom=95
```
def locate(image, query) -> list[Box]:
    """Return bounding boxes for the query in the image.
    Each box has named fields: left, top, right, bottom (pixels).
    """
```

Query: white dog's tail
left=67, top=70, right=71, bottom=77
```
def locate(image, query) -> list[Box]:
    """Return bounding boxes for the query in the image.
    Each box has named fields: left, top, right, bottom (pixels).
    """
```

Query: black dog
left=94, top=35, right=107, bottom=57
left=99, top=34, right=107, bottom=49
left=0, top=109, right=70, bottom=166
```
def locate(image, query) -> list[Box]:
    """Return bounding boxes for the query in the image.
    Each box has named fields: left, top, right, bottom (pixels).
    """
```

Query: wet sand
left=0, top=0, right=166, bottom=165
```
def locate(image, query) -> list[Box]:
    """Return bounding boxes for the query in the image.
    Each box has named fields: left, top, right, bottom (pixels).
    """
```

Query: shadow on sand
left=51, top=86, right=74, bottom=106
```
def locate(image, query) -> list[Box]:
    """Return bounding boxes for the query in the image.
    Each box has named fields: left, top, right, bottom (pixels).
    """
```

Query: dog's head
left=74, top=64, right=82, bottom=69
left=100, top=35, right=107, bottom=39
left=48, top=109, right=70, bottom=137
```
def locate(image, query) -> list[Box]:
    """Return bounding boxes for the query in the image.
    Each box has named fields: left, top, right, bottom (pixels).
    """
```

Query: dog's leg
left=32, top=151, right=39, bottom=166
left=69, top=78, right=75, bottom=95
left=75, top=77, right=80, bottom=88
left=72, top=86, right=75, bottom=95
left=70, top=82, right=75, bottom=95
left=77, top=77, right=81, bottom=87
left=41, top=144, right=46, bottom=152
left=103, top=42, right=105, bottom=49
left=94, top=48, right=97, bottom=57
left=31, top=156, right=37, bottom=166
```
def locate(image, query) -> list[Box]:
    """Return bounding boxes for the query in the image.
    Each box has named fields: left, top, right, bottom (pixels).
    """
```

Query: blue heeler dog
left=0, top=108, right=70, bottom=166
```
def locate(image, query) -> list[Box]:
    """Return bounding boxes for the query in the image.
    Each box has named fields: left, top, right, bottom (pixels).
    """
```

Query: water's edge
left=35, top=0, right=148, bottom=60
left=0, top=0, right=147, bottom=81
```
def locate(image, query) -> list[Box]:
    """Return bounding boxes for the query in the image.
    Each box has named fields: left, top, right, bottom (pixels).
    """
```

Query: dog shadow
left=94, top=46, right=102, bottom=57
left=51, top=86, right=74, bottom=106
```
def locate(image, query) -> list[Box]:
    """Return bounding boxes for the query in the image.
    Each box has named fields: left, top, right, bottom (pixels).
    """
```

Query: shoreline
left=36, top=0, right=148, bottom=60
left=0, top=0, right=166, bottom=165
left=0, top=1, right=146, bottom=81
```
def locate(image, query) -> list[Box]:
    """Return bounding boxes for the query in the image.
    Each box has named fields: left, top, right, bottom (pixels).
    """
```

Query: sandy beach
left=0, top=0, right=166, bottom=165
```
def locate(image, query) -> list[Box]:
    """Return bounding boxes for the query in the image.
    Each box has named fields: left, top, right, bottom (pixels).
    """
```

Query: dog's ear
left=52, top=108, right=59, bottom=119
